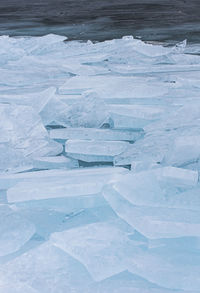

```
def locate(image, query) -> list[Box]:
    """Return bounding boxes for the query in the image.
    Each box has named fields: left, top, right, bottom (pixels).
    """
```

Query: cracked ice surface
left=0, top=34, right=200, bottom=292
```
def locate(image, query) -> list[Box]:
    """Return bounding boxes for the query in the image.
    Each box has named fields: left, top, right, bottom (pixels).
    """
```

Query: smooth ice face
left=159, top=166, right=198, bottom=187
left=84, top=271, right=176, bottom=293
left=0, top=281, right=39, bottom=293
left=32, top=156, right=79, bottom=170
left=6, top=167, right=127, bottom=206
left=127, top=245, right=200, bottom=291
left=0, top=242, right=92, bottom=293
left=50, top=127, right=142, bottom=142
left=0, top=104, right=62, bottom=171
left=104, top=168, right=199, bottom=209
left=62, top=93, right=109, bottom=128
left=0, top=87, right=56, bottom=114
left=59, top=76, right=169, bottom=98
left=102, top=184, right=200, bottom=239
left=51, top=222, right=136, bottom=281
left=65, top=140, right=130, bottom=162
left=165, top=135, right=200, bottom=166
left=0, top=205, right=35, bottom=256
left=0, top=167, right=127, bottom=190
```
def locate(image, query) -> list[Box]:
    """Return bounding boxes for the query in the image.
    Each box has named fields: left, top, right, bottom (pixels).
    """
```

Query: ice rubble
left=1, top=34, right=200, bottom=292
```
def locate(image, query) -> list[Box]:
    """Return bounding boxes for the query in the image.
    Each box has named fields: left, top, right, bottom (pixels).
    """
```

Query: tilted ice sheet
left=65, top=140, right=130, bottom=162
left=0, top=103, right=62, bottom=171
left=58, top=75, right=169, bottom=98
left=6, top=167, right=127, bottom=206
left=84, top=271, right=179, bottom=293
left=0, top=167, right=127, bottom=189
left=0, top=205, right=35, bottom=256
left=50, top=127, right=142, bottom=142
left=0, top=242, right=92, bottom=293
left=51, top=222, right=137, bottom=281
left=102, top=184, right=200, bottom=239
left=105, top=168, right=199, bottom=209
left=127, top=245, right=200, bottom=291
left=32, top=156, right=79, bottom=170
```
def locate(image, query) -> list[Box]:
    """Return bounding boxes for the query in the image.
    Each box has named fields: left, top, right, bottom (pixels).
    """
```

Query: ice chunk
left=131, top=157, right=160, bottom=172
left=32, top=156, right=78, bottom=170
left=102, top=184, right=200, bottom=239
left=59, top=76, right=169, bottom=98
left=0, top=205, right=35, bottom=256
left=85, top=271, right=178, bottom=293
left=51, top=222, right=135, bottom=281
left=114, top=131, right=174, bottom=166
left=7, top=167, right=127, bottom=208
left=107, top=171, right=165, bottom=208
left=0, top=281, right=39, bottom=293
left=14, top=34, right=67, bottom=55
left=50, top=127, right=142, bottom=142
left=65, top=140, right=130, bottom=162
left=39, top=96, right=69, bottom=126
left=62, top=92, right=109, bottom=128
left=0, top=166, right=127, bottom=190
left=165, top=135, right=200, bottom=166
left=109, top=105, right=164, bottom=129
left=0, top=104, right=62, bottom=171
left=0, top=242, right=92, bottom=293
left=105, top=168, right=199, bottom=209
left=145, top=103, right=200, bottom=133
left=0, top=87, right=56, bottom=114
left=160, top=166, right=198, bottom=187
left=128, top=245, right=200, bottom=291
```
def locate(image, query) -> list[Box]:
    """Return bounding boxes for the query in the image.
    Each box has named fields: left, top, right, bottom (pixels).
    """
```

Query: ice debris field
left=0, top=34, right=200, bottom=292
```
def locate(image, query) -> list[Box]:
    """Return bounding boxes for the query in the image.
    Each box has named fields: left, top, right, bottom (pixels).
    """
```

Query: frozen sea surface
left=0, top=34, right=200, bottom=292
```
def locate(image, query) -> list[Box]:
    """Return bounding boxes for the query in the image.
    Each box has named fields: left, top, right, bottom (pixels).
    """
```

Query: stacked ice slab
left=0, top=34, right=200, bottom=292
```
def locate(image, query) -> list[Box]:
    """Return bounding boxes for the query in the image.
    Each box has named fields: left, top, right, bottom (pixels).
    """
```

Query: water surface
left=0, top=0, right=200, bottom=43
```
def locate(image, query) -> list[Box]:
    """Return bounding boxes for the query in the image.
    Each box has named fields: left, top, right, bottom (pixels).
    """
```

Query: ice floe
left=1, top=34, right=200, bottom=292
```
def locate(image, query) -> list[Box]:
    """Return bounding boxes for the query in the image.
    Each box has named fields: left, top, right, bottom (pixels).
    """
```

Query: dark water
left=0, top=0, right=200, bottom=43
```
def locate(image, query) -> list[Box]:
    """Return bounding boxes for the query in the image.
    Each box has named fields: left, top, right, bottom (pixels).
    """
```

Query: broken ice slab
left=50, top=127, right=142, bottom=142
left=114, top=130, right=186, bottom=166
left=0, top=242, right=92, bottom=293
left=109, top=63, right=200, bottom=76
left=58, top=76, right=169, bottom=98
left=164, top=135, right=200, bottom=167
left=145, top=103, right=200, bottom=133
left=131, top=158, right=160, bottom=172
left=59, top=94, right=81, bottom=105
left=128, top=245, right=200, bottom=291
left=103, top=168, right=199, bottom=210
left=0, top=166, right=127, bottom=190
left=102, top=184, right=200, bottom=239
left=62, top=93, right=109, bottom=128
left=106, top=171, right=165, bottom=208
left=32, top=156, right=79, bottom=170
left=0, top=205, right=35, bottom=256
left=39, top=95, right=70, bottom=126
left=108, top=105, right=164, bottom=129
left=159, top=166, right=199, bottom=187
left=6, top=167, right=128, bottom=210
left=0, top=87, right=56, bottom=114
left=85, top=271, right=179, bottom=293
left=51, top=222, right=136, bottom=281
left=0, top=103, right=63, bottom=171
left=65, top=140, right=130, bottom=162
left=7, top=179, right=106, bottom=211
left=0, top=281, right=39, bottom=293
